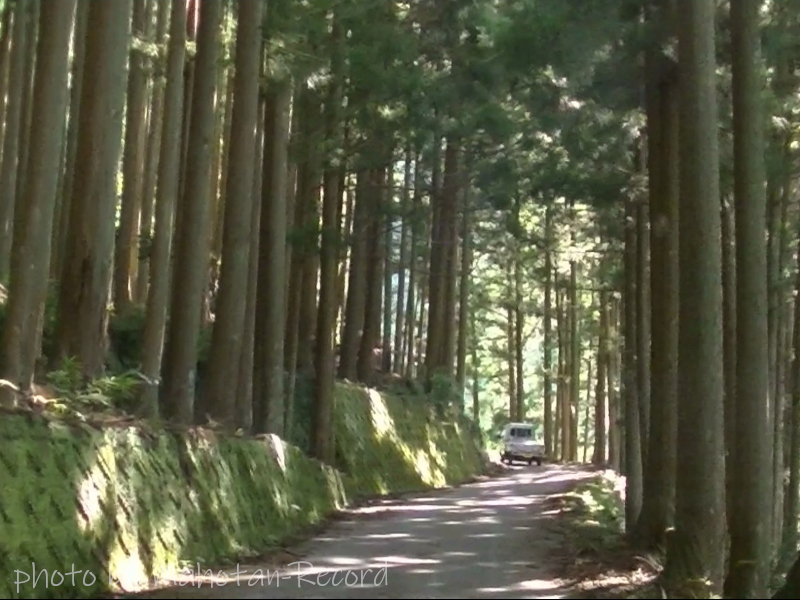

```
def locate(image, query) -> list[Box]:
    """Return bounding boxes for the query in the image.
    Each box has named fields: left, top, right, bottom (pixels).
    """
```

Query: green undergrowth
left=560, top=471, right=625, bottom=556
left=0, top=376, right=484, bottom=599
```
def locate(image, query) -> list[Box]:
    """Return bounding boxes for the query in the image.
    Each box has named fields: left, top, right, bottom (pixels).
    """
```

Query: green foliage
left=429, top=371, right=461, bottom=414
left=45, top=356, right=84, bottom=394
left=561, top=473, right=625, bottom=555
left=46, top=357, right=143, bottom=415
left=491, top=409, right=510, bottom=433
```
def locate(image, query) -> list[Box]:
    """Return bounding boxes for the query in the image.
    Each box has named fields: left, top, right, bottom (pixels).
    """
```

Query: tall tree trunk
left=203, top=0, right=262, bottom=427
left=311, top=12, right=344, bottom=463
left=544, top=205, right=555, bottom=457
left=0, top=0, right=76, bottom=405
left=394, top=145, right=412, bottom=372
left=663, top=0, right=726, bottom=593
left=252, top=79, right=292, bottom=436
left=54, top=0, right=132, bottom=379
left=636, top=193, right=651, bottom=470
left=470, top=310, right=480, bottom=423
left=593, top=289, right=609, bottom=465
left=725, top=2, right=771, bottom=595
left=382, top=196, right=394, bottom=373
left=569, top=260, right=580, bottom=461
left=0, top=0, right=30, bottom=282
left=636, top=52, right=679, bottom=550
left=139, top=0, right=187, bottom=418
left=53, top=0, right=88, bottom=280
left=583, top=355, right=593, bottom=463
left=515, top=255, right=525, bottom=421
left=114, top=0, right=150, bottom=313
left=623, top=194, right=643, bottom=529
left=440, top=139, right=460, bottom=379
left=159, top=0, right=221, bottom=424
left=608, top=294, right=622, bottom=471
left=357, top=165, right=387, bottom=382
left=338, top=168, right=369, bottom=380
left=722, top=192, right=737, bottom=535
left=507, top=302, right=517, bottom=421
left=424, top=133, right=444, bottom=382
left=404, top=153, right=422, bottom=380
left=236, top=78, right=266, bottom=433
left=136, top=0, right=170, bottom=304
left=0, top=8, right=13, bottom=172
left=455, top=181, right=472, bottom=400
left=558, top=286, right=570, bottom=461
left=10, top=0, right=38, bottom=277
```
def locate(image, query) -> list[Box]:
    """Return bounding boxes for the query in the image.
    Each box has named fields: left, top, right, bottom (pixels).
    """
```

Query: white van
left=500, top=422, right=545, bottom=466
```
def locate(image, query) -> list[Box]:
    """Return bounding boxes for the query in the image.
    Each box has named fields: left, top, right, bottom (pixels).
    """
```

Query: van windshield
left=510, top=427, right=532, bottom=438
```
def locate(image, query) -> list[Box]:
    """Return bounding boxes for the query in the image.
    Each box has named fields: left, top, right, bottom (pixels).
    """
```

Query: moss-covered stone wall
left=0, top=382, right=484, bottom=599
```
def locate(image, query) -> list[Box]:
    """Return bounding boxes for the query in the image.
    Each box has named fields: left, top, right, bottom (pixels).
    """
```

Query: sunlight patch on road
left=374, top=555, right=441, bottom=566
left=407, top=567, right=437, bottom=575
left=322, top=557, right=365, bottom=567
left=477, top=576, right=564, bottom=596
left=355, top=532, right=413, bottom=540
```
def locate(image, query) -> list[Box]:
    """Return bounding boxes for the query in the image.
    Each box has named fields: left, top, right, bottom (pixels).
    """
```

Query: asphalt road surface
left=131, top=464, right=595, bottom=600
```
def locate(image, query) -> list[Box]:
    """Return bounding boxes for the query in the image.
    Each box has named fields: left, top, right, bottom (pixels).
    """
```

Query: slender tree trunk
left=583, top=356, right=592, bottom=463
left=569, top=260, right=580, bottom=461
left=252, top=79, right=291, bottom=436
left=311, top=12, right=344, bottom=463
left=724, top=2, right=771, bottom=595
left=0, top=1, right=30, bottom=282
left=236, top=86, right=266, bottom=433
left=593, top=290, right=609, bottom=465
left=394, top=145, right=412, bottom=371
left=544, top=205, right=554, bottom=457
left=624, top=195, right=643, bottom=529
left=139, top=0, right=187, bottom=418
left=455, top=183, right=471, bottom=400
left=607, top=295, right=621, bottom=470
left=114, top=0, right=150, bottom=313
left=53, top=0, right=88, bottom=280
left=338, top=169, right=369, bottom=380
left=135, top=0, right=170, bottom=304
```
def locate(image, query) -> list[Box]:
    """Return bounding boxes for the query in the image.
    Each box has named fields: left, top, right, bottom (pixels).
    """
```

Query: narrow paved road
left=133, top=465, right=594, bottom=600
